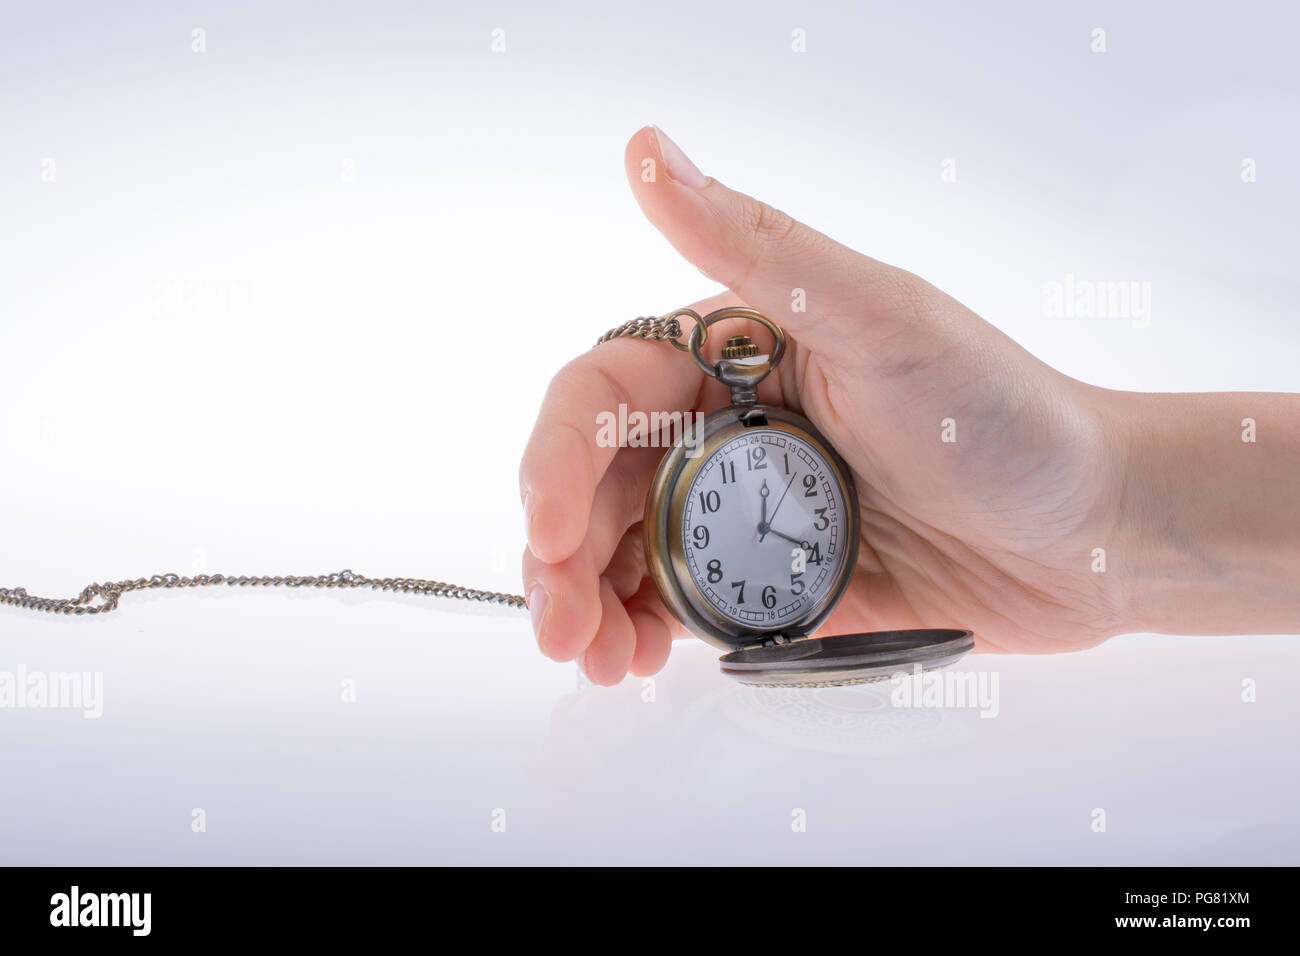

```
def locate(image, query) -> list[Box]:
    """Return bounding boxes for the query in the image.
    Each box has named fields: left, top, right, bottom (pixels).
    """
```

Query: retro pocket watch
left=2, top=307, right=972, bottom=689
left=632, top=306, right=974, bottom=687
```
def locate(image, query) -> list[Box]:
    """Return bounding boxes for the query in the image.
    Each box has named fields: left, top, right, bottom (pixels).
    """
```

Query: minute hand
left=767, top=472, right=797, bottom=528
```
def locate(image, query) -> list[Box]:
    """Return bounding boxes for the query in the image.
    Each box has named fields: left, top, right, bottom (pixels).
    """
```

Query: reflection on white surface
left=1, top=593, right=1294, bottom=864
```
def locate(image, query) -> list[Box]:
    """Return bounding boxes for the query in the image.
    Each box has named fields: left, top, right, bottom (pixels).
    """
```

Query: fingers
left=523, top=521, right=682, bottom=684
left=580, top=579, right=638, bottom=685
left=522, top=447, right=660, bottom=661
left=625, top=577, right=676, bottom=677
left=625, top=125, right=926, bottom=356
left=582, top=575, right=679, bottom=685
left=584, top=527, right=682, bottom=681
left=519, top=290, right=739, bottom=565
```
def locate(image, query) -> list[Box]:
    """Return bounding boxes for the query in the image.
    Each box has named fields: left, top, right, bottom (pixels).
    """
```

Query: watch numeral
left=761, top=585, right=776, bottom=609
left=707, top=559, right=723, bottom=583
left=783, top=452, right=791, bottom=475
left=747, top=447, right=767, bottom=471
left=807, top=542, right=823, bottom=565
left=719, top=460, right=736, bottom=484
left=699, top=490, right=721, bottom=513
left=692, top=525, right=710, bottom=549
left=802, top=474, right=819, bottom=498
left=813, top=507, right=829, bottom=531
left=789, top=573, right=805, bottom=596
left=730, top=580, right=746, bottom=603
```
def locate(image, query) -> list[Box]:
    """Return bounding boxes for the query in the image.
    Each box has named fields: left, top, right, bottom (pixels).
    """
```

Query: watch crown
left=721, top=334, right=760, bottom=360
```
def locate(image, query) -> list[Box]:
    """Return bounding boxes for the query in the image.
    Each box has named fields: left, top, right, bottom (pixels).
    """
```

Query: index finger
left=519, top=292, right=738, bottom=564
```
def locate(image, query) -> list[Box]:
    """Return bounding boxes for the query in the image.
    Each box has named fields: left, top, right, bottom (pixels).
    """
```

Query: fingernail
left=653, top=125, right=708, bottom=188
left=528, top=584, right=549, bottom=646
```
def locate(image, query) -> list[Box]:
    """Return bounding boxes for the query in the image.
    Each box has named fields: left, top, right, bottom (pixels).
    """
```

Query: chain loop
left=593, top=309, right=705, bottom=352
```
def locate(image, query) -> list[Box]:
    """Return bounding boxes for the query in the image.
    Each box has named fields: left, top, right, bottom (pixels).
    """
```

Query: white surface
left=3, top=607, right=1297, bottom=864
left=1, top=0, right=1297, bottom=864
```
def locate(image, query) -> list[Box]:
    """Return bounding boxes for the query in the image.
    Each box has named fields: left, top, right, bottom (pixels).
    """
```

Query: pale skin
left=519, top=126, right=1300, bottom=686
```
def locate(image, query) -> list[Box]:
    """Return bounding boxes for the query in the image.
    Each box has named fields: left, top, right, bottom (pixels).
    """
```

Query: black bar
left=0, top=866, right=1281, bottom=943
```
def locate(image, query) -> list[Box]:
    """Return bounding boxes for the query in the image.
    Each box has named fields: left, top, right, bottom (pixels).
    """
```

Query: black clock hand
left=759, top=479, right=769, bottom=529
left=765, top=526, right=808, bottom=548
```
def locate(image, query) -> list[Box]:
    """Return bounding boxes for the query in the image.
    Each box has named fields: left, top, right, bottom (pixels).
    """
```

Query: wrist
left=1102, top=389, right=1300, bottom=635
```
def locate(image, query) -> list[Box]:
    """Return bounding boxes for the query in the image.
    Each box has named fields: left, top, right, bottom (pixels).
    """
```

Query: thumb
left=625, top=125, right=920, bottom=353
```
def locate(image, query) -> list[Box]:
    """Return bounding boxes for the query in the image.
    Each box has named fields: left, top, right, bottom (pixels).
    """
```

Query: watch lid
left=717, top=628, right=974, bottom=687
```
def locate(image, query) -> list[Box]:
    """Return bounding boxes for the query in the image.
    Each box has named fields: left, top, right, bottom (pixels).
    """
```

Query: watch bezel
left=643, top=403, right=860, bottom=652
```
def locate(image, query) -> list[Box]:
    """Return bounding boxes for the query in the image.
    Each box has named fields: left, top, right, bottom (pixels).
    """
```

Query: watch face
left=680, top=427, right=852, bottom=631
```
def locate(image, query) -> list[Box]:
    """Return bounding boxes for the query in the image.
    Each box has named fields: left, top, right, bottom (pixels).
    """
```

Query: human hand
left=518, top=126, right=1300, bottom=685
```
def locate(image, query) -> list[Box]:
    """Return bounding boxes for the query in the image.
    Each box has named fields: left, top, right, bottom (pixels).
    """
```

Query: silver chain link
left=1, top=315, right=689, bottom=618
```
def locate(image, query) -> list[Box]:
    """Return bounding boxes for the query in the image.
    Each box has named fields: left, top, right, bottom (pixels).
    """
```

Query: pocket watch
left=639, top=307, right=974, bottom=687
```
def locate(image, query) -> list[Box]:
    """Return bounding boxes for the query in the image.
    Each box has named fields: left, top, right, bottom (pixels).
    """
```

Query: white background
left=1, top=0, right=1297, bottom=863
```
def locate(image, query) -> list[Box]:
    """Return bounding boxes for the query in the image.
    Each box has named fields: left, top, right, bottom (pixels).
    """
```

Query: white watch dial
left=681, top=428, right=850, bottom=630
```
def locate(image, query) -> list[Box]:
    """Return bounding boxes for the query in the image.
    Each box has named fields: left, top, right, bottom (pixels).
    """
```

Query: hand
left=518, top=126, right=1300, bottom=684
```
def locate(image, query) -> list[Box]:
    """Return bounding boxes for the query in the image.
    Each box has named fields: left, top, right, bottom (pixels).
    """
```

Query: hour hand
left=758, top=480, right=770, bottom=535
left=765, top=526, right=807, bottom=549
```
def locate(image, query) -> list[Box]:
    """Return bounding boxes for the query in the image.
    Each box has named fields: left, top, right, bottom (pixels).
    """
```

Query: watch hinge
left=742, top=632, right=809, bottom=651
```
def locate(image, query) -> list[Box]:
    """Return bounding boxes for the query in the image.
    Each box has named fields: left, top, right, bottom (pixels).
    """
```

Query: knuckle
left=546, top=355, right=589, bottom=399
left=720, top=201, right=804, bottom=292
left=549, top=355, right=630, bottom=415
left=747, top=201, right=800, bottom=249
